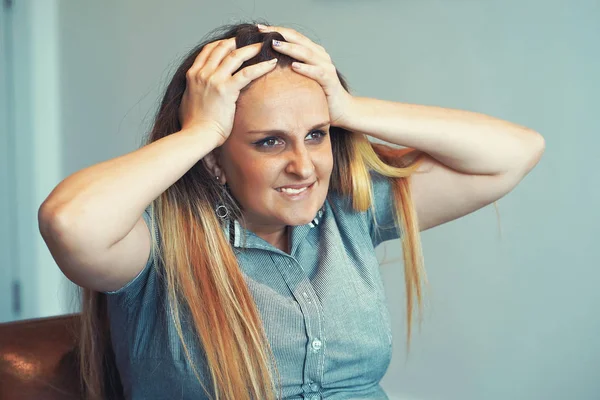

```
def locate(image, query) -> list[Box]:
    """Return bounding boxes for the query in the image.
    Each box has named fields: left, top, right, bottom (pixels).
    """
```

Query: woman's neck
left=243, top=222, right=290, bottom=253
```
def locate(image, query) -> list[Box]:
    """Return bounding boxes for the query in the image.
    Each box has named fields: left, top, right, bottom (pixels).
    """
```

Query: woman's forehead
left=236, top=69, right=328, bottom=118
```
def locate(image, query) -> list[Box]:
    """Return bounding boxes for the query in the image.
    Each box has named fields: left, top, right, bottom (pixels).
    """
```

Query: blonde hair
left=78, top=135, right=427, bottom=400
left=77, top=23, right=429, bottom=400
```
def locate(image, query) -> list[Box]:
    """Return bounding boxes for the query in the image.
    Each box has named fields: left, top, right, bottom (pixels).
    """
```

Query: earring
left=215, top=176, right=220, bottom=181
left=215, top=204, right=229, bottom=219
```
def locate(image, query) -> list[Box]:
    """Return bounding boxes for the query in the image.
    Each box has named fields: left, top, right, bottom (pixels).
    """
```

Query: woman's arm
left=340, top=97, right=546, bottom=231
left=38, top=129, right=223, bottom=291
left=340, top=97, right=545, bottom=176
left=38, top=39, right=277, bottom=291
left=260, top=24, right=546, bottom=231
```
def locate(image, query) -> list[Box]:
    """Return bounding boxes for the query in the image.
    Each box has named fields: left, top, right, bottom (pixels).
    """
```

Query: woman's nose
left=285, top=146, right=315, bottom=179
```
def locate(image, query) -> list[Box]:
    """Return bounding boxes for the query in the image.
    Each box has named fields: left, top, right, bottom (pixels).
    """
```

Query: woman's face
left=217, top=67, right=333, bottom=233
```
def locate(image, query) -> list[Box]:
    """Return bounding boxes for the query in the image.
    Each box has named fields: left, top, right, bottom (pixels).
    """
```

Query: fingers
left=271, top=39, right=331, bottom=65
left=213, top=42, right=263, bottom=80
left=258, top=25, right=314, bottom=48
left=230, top=58, right=278, bottom=92
left=184, top=35, right=281, bottom=102
left=201, top=38, right=239, bottom=76
left=288, top=62, right=329, bottom=81
left=188, top=39, right=272, bottom=86
left=186, top=39, right=229, bottom=77
left=257, top=24, right=329, bottom=59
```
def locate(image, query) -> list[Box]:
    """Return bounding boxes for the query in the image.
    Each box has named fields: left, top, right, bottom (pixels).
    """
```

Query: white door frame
left=1, top=0, right=70, bottom=322
left=0, top=0, right=18, bottom=323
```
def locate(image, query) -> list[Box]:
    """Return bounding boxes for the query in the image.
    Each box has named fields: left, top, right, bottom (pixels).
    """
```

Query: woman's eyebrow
left=246, top=121, right=330, bottom=135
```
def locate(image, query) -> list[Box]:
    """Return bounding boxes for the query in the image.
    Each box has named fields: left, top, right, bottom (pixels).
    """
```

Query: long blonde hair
left=78, top=23, right=428, bottom=400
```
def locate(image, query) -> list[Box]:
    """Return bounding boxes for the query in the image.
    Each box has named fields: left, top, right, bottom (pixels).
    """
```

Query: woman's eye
left=306, top=130, right=327, bottom=141
left=254, top=130, right=327, bottom=148
left=255, top=137, right=283, bottom=148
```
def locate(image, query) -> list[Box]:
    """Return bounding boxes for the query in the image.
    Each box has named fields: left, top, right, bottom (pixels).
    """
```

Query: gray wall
left=4, top=0, right=598, bottom=399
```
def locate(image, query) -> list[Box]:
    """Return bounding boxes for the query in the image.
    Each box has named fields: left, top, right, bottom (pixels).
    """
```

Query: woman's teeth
left=279, top=186, right=309, bottom=194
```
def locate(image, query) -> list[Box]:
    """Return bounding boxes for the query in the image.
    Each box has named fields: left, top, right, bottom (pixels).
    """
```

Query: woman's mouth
left=276, top=182, right=315, bottom=198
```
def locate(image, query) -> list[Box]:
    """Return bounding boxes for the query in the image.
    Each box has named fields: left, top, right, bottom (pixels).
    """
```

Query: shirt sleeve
left=103, top=207, right=158, bottom=308
left=367, top=171, right=402, bottom=247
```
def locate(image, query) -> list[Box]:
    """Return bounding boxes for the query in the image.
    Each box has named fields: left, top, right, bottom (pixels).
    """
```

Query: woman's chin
left=282, top=210, right=322, bottom=227
left=286, top=218, right=314, bottom=227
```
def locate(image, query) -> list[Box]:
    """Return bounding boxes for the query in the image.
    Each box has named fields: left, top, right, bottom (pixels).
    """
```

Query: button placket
left=276, top=257, right=325, bottom=396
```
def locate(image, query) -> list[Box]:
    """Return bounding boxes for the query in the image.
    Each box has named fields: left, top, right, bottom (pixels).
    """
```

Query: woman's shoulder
left=326, top=170, right=400, bottom=246
left=327, top=170, right=393, bottom=208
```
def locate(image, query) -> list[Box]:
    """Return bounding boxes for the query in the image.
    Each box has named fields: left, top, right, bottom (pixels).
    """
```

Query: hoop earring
left=215, top=204, right=229, bottom=219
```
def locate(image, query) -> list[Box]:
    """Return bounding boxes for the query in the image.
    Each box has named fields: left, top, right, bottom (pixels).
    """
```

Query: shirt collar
left=222, top=206, right=325, bottom=249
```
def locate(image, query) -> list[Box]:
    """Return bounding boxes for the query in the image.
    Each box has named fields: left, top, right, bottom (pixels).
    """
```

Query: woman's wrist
left=179, top=124, right=228, bottom=150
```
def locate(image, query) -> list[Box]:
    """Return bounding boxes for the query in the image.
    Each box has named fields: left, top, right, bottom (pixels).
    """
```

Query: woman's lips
left=276, top=181, right=316, bottom=198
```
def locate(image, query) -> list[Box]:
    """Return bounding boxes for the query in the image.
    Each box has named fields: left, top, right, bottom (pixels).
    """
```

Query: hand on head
left=176, top=24, right=346, bottom=232
left=257, top=24, right=354, bottom=127
left=178, top=38, right=278, bottom=145
left=178, top=24, right=354, bottom=148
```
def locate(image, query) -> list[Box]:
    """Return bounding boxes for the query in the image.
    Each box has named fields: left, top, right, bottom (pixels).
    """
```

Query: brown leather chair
left=0, top=314, right=82, bottom=399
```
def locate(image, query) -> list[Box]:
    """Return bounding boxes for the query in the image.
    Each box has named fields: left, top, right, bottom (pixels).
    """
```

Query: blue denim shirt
left=106, top=172, right=400, bottom=399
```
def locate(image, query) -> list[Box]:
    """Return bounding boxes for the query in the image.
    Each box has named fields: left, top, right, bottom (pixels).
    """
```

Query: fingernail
left=257, top=24, right=268, bottom=30
left=272, top=39, right=281, bottom=47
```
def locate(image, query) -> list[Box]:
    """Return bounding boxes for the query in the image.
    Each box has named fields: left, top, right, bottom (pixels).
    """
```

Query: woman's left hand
left=258, top=24, right=355, bottom=127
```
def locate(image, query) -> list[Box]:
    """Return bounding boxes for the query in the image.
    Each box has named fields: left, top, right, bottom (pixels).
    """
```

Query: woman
left=38, top=22, right=545, bottom=400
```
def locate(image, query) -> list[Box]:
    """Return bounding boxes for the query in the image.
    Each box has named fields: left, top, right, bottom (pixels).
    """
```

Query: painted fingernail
left=272, top=40, right=281, bottom=47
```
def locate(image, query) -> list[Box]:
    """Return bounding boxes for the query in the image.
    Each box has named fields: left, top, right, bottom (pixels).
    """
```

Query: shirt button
left=311, top=338, right=322, bottom=351
left=302, top=291, right=312, bottom=304
left=310, top=383, right=319, bottom=391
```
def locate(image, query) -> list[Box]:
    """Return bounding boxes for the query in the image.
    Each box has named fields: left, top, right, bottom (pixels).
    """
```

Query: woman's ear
left=202, top=150, right=227, bottom=184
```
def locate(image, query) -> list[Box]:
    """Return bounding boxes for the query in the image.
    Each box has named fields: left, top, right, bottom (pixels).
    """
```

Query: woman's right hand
left=179, top=38, right=278, bottom=146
